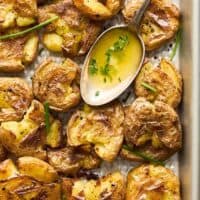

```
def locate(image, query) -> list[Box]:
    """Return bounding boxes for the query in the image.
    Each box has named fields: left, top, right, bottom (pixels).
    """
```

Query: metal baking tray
left=179, top=0, right=200, bottom=199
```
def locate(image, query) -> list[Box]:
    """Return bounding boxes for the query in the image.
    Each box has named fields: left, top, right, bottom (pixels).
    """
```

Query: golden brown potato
left=126, top=164, right=180, bottom=200
left=134, top=59, right=182, bottom=108
left=38, top=0, right=101, bottom=56
left=122, top=98, right=182, bottom=161
left=122, top=0, right=180, bottom=51
left=0, top=100, right=47, bottom=159
left=0, top=159, right=19, bottom=181
left=73, top=0, right=122, bottom=20
left=33, top=59, right=81, bottom=112
left=17, top=156, right=58, bottom=183
left=0, top=78, right=33, bottom=122
left=47, top=146, right=101, bottom=175
left=67, top=103, right=124, bottom=162
left=0, top=0, right=37, bottom=31
left=0, top=176, right=61, bottom=200
left=62, top=171, right=126, bottom=200
left=0, top=33, right=39, bottom=72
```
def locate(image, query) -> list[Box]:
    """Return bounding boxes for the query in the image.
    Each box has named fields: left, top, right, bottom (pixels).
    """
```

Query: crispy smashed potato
left=122, top=98, right=182, bottom=161
left=122, top=0, right=180, bottom=50
left=0, top=33, right=39, bottom=72
left=67, top=103, right=124, bottom=162
left=0, top=0, right=37, bottom=31
left=0, top=176, right=61, bottom=200
left=33, top=59, right=81, bottom=112
left=62, top=171, right=126, bottom=199
left=0, top=78, right=32, bottom=122
left=17, top=156, right=58, bottom=183
left=38, top=0, right=101, bottom=56
left=135, top=59, right=182, bottom=108
left=73, top=0, right=122, bottom=20
left=126, top=164, right=180, bottom=200
left=47, top=146, right=101, bottom=175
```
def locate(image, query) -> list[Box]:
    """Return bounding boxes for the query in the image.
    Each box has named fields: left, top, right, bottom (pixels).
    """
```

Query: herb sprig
left=0, top=16, right=59, bottom=40
left=141, top=82, right=157, bottom=93
left=44, top=102, right=50, bottom=133
left=123, top=145, right=165, bottom=166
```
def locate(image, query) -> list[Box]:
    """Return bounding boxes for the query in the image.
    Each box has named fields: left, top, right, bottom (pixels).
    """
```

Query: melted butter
left=88, top=27, right=142, bottom=89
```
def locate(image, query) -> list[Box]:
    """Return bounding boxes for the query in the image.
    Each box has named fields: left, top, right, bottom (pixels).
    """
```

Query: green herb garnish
left=141, top=82, right=157, bottom=93
left=118, top=77, right=121, bottom=82
left=44, top=102, right=50, bottom=133
left=89, top=58, right=98, bottom=75
left=123, top=145, right=165, bottom=166
left=0, top=16, right=59, bottom=40
left=95, top=91, right=100, bottom=96
left=170, top=29, right=182, bottom=61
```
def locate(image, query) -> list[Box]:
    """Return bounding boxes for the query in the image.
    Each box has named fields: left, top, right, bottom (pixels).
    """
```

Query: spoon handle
left=129, top=0, right=151, bottom=30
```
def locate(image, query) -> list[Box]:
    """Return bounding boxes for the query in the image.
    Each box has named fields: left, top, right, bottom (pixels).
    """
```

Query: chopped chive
left=118, top=77, right=121, bottom=82
left=95, top=91, right=100, bottom=96
left=104, top=77, right=107, bottom=83
left=141, top=82, right=157, bottom=93
left=122, top=145, right=165, bottom=166
left=44, top=102, right=50, bottom=133
left=170, top=29, right=182, bottom=61
left=0, top=16, right=59, bottom=40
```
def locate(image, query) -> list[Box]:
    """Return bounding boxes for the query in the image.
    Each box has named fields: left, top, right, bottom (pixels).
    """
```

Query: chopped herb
left=122, top=145, right=165, bottom=166
left=170, top=29, right=182, bottom=61
left=118, top=77, right=121, bottom=82
left=89, top=59, right=98, bottom=75
left=112, top=35, right=129, bottom=52
left=95, top=91, right=100, bottom=96
left=0, top=16, right=59, bottom=40
left=104, top=77, right=107, bottom=83
left=44, top=102, right=50, bottom=133
left=141, top=82, right=157, bottom=93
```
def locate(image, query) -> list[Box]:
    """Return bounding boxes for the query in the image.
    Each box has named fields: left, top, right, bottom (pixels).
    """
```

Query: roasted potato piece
left=33, top=59, right=81, bottom=112
left=17, top=156, right=58, bottom=183
left=0, top=176, right=61, bottom=200
left=0, top=0, right=37, bottom=31
left=0, top=78, right=32, bottom=122
left=62, top=171, right=126, bottom=199
left=0, top=100, right=47, bottom=159
left=126, top=164, right=180, bottom=200
left=67, top=103, right=124, bottom=162
left=47, top=146, right=101, bottom=175
left=73, top=0, right=122, bottom=20
left=0, top=33, right=39, bottom=72
left=38, top=0, right=101, bottom=56
left=135, top=59, right=182, bottom=108
left=0, top=159, right=19, bottom=181
left=122, top=98, right=182, bottom=161
left=122, top=0, right=180, bottom=51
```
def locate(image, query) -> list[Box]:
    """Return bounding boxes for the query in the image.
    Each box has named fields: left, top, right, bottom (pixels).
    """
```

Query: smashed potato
left=135, top=59, right=182, bottom=108
left=126, top=164, right=180, bottom=200
left=0, top=0, right=37, bottom=31
left=62, top=171, right=126, bottom=200
left=33, top=59, right=81, bottom=112
left=0, top=33, right=39, bottom=72
left=38, top=0, right=101, bottom=56
left=47, top=146, right=101, bottom=175
left=122, top=98, right=182, bottom=161
left=67, top=103, right=124, bottom=162
left=73, top=0, right=122, bottom=20
left=0, top=78, right=32, bottom=122
left=122, top=0, right=180, bottom=50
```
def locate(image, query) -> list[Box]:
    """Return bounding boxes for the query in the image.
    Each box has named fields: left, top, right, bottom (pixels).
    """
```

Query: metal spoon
left=80, top=0, right=151, bottom=106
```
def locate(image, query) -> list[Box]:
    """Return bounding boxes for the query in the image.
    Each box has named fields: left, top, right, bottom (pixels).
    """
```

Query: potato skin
left=38, top=0, right=101, bottom=56
left=0, top=33, right=39, bottom=72
left=134, top=59, right=182, bottom=108
left=126, top=164, right=180, bottom=200
left=62, top=171, right=126, bottom=200
left=67, top=102, right=124, bottom=162
left=122, top=97, right=182, bottom=161
left=0, top=78, right=33, bottom=122
left=122, top=0, right=180, bottom=51
left=33, top=59, right=81, bottom=112
left=47, top=146, right=101, bottom=175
